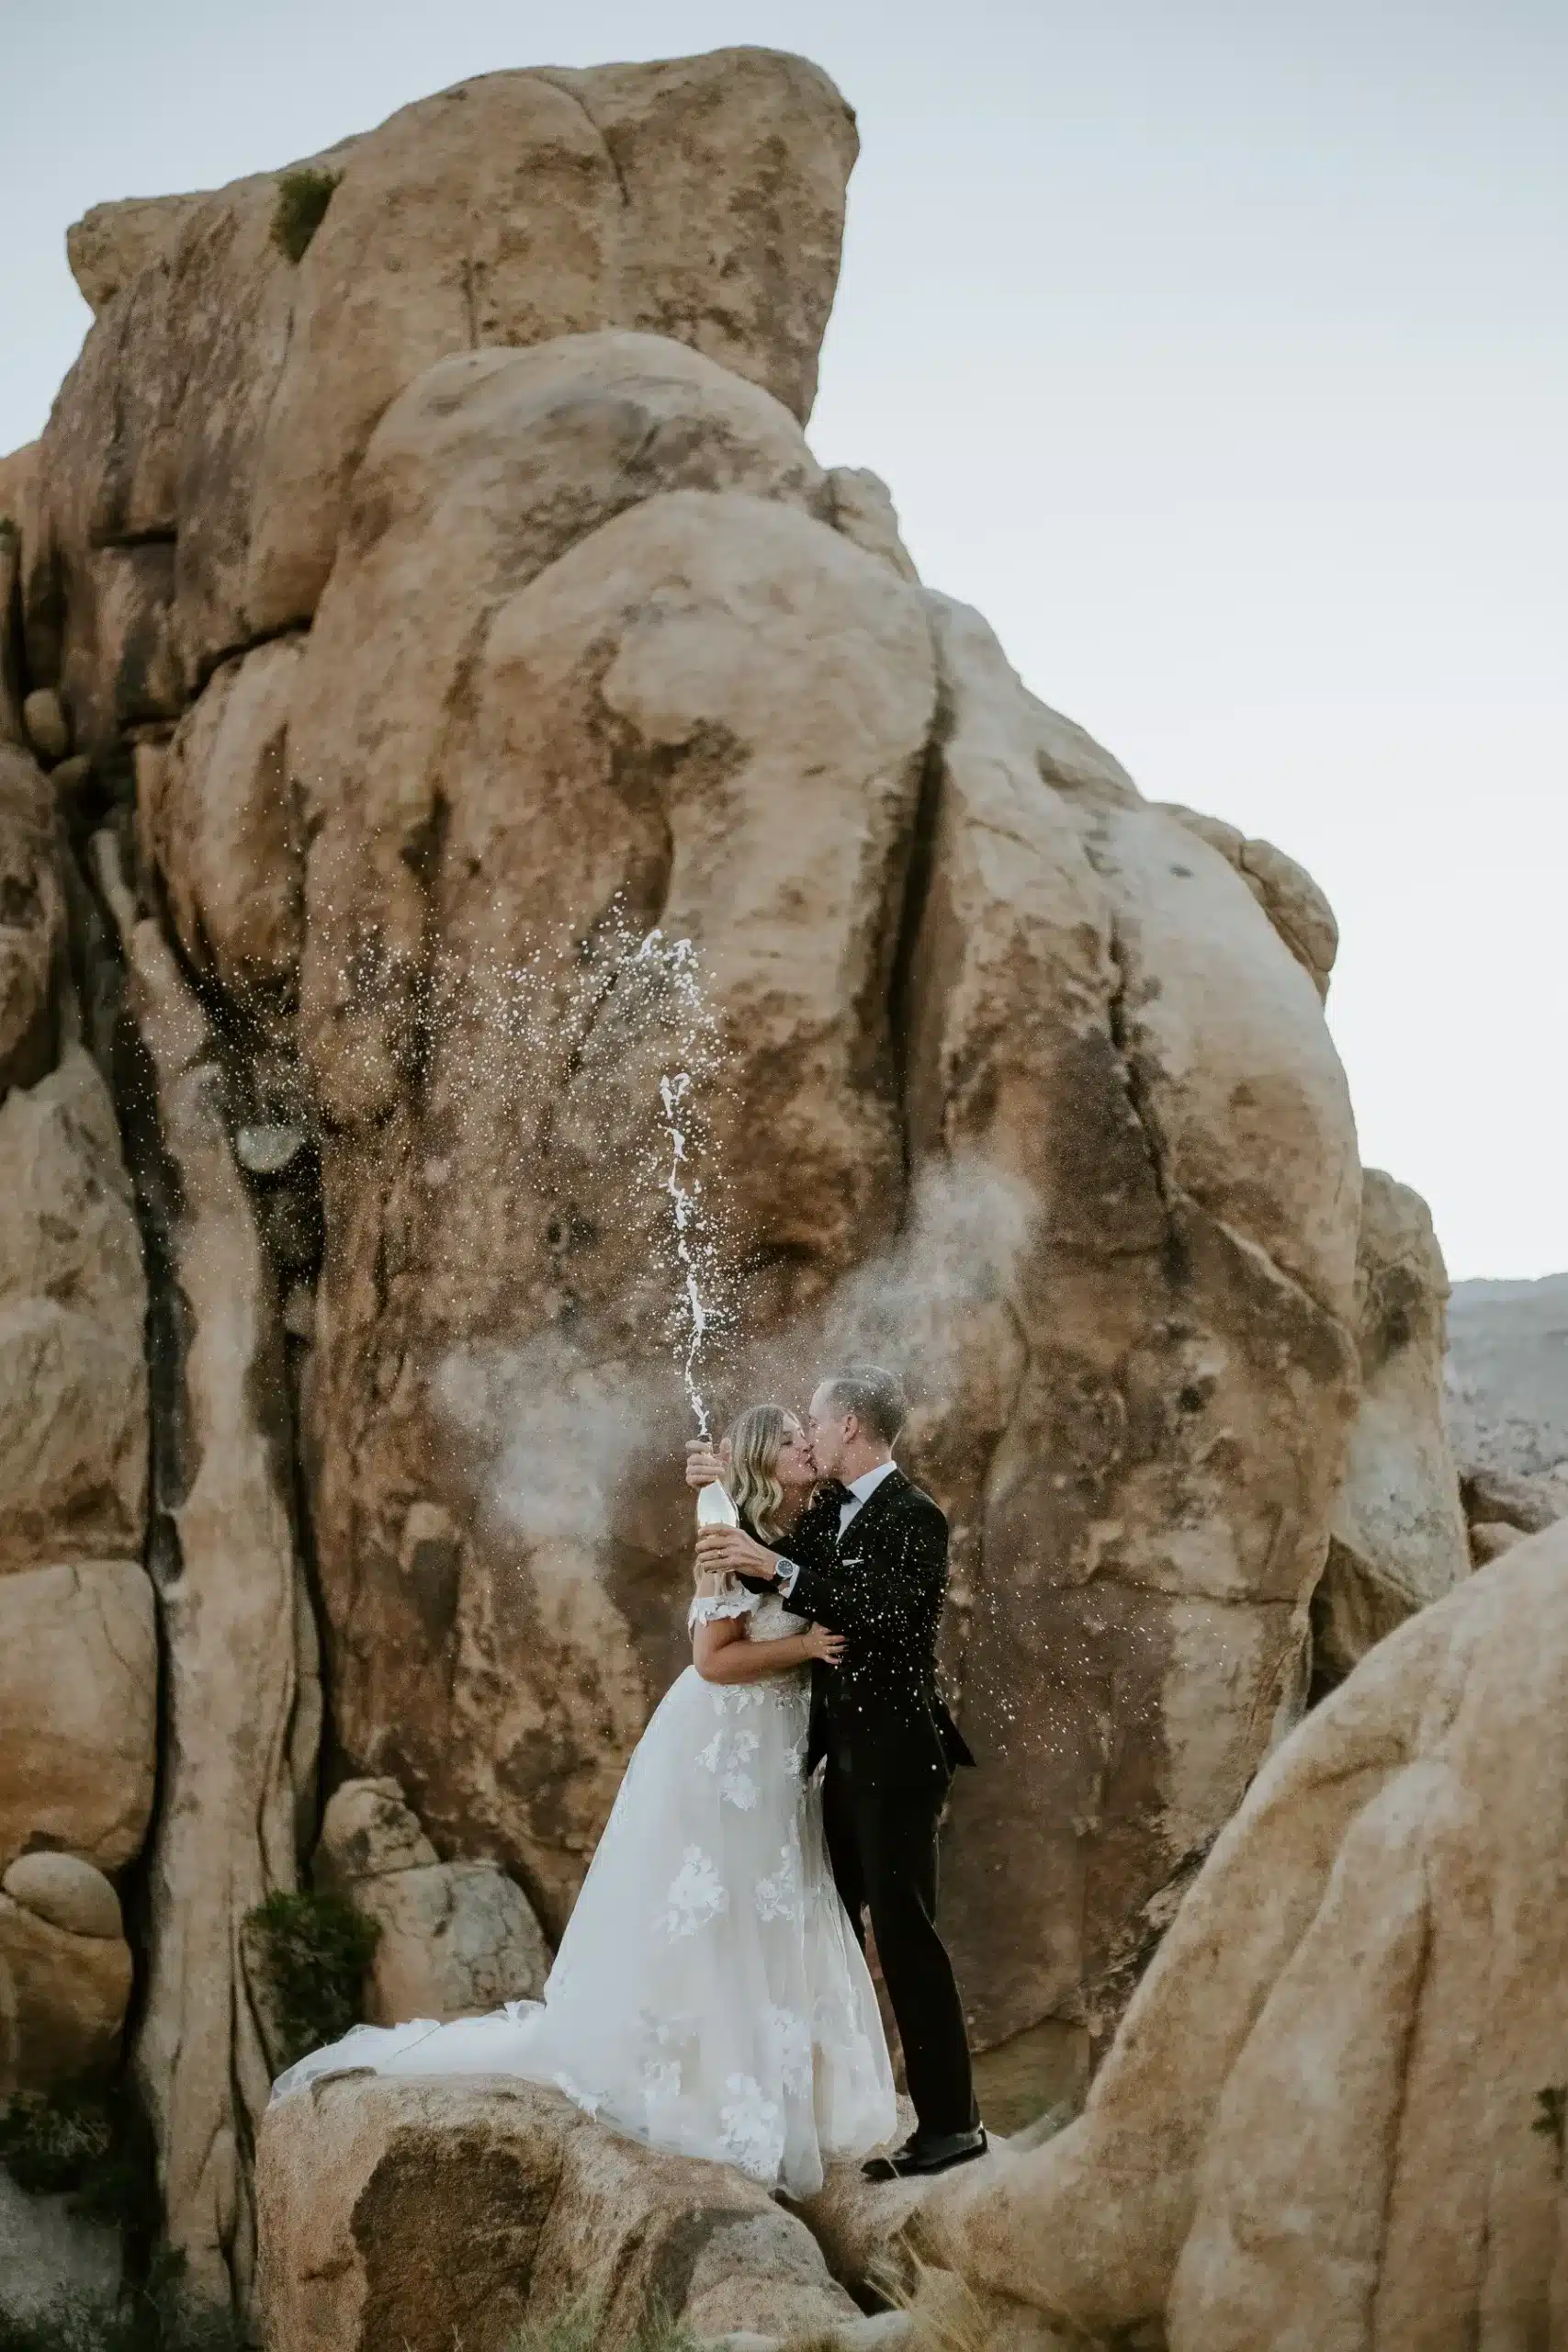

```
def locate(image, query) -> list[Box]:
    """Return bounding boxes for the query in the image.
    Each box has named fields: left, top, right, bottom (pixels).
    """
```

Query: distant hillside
left=1446, top=1271, right=1568, bottom=1522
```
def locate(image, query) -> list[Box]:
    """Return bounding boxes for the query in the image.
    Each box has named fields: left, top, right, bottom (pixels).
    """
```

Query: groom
left=688, top=1363, right=985, bottom=2179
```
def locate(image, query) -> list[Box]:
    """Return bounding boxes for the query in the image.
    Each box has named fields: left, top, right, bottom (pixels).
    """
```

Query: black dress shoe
left=862, top=2125, right=987, bottom=2181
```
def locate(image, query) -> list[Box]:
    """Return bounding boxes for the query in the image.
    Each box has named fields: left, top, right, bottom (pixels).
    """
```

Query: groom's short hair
left=821, top=1363, right=908, bottom=1447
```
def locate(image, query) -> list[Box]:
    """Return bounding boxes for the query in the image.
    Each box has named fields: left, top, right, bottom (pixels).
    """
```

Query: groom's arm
left=788, top=1503, right=947, bottom=1639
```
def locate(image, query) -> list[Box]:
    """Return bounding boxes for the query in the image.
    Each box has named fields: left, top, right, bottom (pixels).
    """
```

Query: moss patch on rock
left=271, top=169, right=341, bottom=264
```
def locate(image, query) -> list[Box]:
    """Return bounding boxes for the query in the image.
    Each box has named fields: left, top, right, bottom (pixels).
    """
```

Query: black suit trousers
left=821, top=1762, right=976, bottom=2139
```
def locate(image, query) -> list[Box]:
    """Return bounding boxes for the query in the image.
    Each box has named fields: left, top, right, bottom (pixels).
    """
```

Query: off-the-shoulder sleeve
left=686, top=1581, right=761, bottom=1631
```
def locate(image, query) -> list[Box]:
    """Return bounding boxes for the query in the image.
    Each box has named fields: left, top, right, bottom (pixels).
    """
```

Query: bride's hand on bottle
left=802, top=1623, right=846, bottom=1667
left=696, top=1526, right=777, bottom=1578
left=685, top=1439, right=731, bottom=1488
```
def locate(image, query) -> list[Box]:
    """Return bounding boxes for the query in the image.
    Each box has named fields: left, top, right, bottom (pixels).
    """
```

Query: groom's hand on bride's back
left=684, top=1440, right=729, bottom=1488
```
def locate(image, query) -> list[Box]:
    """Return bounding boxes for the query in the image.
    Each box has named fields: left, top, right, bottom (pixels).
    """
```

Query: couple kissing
left=271, top=1364, right=983, bottom=2194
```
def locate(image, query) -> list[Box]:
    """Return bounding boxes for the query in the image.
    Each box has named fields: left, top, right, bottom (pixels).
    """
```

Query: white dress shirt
left=776, top=1461, right=898, bottom=1594
left=838, top=1458, right=899, bottom=1533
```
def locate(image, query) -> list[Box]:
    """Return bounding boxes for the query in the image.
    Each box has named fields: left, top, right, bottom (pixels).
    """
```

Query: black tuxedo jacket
left=754, top=1471, right=975, bottom=1789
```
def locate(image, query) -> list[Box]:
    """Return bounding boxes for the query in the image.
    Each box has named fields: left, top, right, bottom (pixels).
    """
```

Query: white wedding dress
left=271, top=1586, right=897, bottom=2195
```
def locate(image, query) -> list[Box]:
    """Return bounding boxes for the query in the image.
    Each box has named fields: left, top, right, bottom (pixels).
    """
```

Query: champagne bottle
left=695, top=1477, right=739, bottom=1531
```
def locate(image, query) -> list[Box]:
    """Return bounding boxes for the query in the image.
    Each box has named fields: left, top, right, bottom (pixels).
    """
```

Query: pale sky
left=3, top=0, right=1562, bottom=1279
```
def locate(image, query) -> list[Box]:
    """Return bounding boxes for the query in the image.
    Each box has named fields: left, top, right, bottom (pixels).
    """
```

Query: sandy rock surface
left=94, top=834, right=321, bottom=2309
left=0, top=1559, right=155, bottom=1872
left=257, top=2074, right=858, bottom=2352
left=0, top=532, right=22, bottom=748
left=0, top=748, right=64, bottom=1099
left=0, top=1895, right=132, bottom=2095
left=65, top=194, right=206, bottom=314
left=3, top=1851, right=123, bottom=1941
left=0, top=444, right=39, bottom=523
left=1314, top=1169, right=1470, bottom=1685
left=0, top=723, right=153, bottom=2118
left=0, top=1043, right=147, bottom=1574
left=0, top=2171, right=123, bottom=2325
left=316, top=1779, right=550, bottom=2023
left=924, top=1518, right=1568, bottom=2351
left=1160, top=803, right=1339, bottom=999
left=136, top=635, right=308, bottom=1038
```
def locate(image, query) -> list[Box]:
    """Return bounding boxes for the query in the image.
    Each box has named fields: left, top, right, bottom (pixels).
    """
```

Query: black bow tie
left=815, top=1479, right=852, bottom=1506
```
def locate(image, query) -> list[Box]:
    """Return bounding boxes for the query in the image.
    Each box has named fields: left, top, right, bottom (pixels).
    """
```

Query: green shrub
left=243, top=1887, right=379, bottom=2071
left=270, top=168, right=342, bottom=265
left=0, top=2251, right=243, bottom=2352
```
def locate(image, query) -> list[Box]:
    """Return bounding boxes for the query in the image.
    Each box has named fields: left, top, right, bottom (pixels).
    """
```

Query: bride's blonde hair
left=726, top=1404, right=795, bottom=1543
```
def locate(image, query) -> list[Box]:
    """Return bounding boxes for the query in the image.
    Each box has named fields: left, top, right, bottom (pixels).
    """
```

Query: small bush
left=0, top=2092, right=112, bottom=2196
left=270, top=168, right=342, bottom=265
left=243, top=1887, right=379, bottom=2071
left=507, top=2298, right=702, bottom=2352
left=632, top=2310, right=703, bottom=2352
left=508, top=2301, right=604, bottom=2352
left=0, top=2250, right=243, bottom=2352
left=0, top=2086, right=157, bottom=2246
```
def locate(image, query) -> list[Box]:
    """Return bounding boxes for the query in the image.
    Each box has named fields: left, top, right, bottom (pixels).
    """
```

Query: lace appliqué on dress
left=763, top=2003, right=813, bottom=2097
left=687, top=1579, right=760, bottom=1631
left=640, top=2056, right=682, bottom=2109
left=663, top=1844, right=729, bottom=1938
left=718, top=2073, right=785, bottom=2180
left=697, top=1725, right=761, bottom=1810
left=754, top=1839, right=804, bottom=1925
left=710, top=1686, right=766, bottom=1716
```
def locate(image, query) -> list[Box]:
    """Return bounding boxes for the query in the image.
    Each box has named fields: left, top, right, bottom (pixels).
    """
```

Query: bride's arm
left=693, top=1616, right=843, bottom=1684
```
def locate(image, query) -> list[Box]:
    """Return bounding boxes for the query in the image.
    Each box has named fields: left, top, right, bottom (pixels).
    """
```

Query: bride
left=271, top=1405, right=897, bottom=2195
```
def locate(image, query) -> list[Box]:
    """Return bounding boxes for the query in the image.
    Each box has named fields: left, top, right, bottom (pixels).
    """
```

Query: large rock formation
left=11, top=42, right=1376, bottom=2160
left=921, top=1519, right=1568, bottom=2351
left=22, top=49, right=857, bottom=749
left=93, top=832, right=320, bottom=2309
left=0, top=744, right=151, bottom=2104
left=1313, top=1170, right=1470, bottom=1687
left=256, top=2074, right=858, bottom=2352
left=4, top=37, right=1483, bottom=2316
left=270, top=326, right=1361, bottom=2111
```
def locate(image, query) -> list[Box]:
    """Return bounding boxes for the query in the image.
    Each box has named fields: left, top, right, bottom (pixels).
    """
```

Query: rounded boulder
left=2, top=1852, right=122, bottom=1941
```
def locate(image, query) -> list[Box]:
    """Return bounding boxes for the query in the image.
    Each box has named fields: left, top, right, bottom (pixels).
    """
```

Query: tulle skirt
left=272, top=1660, right=897, bottom=2196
